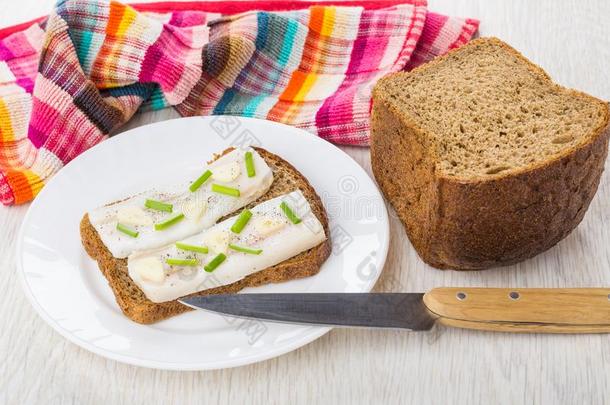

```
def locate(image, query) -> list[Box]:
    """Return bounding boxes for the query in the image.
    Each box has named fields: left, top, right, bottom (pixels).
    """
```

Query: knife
left=180, top=288, right=610, bottom=333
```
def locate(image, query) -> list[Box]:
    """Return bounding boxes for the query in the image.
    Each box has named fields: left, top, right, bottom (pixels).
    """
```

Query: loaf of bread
left=81, top=148, right=331, bottom=323
left=371, top=37, right=610, bottom=270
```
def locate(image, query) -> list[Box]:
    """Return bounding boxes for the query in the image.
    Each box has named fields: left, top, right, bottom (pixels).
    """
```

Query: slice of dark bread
left=371, top=37, right=610, bottom=270
left=81, top=148, right=331, bottom=323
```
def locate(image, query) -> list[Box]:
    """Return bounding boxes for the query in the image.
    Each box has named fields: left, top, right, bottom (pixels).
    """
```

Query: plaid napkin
left=0, top=0, right=478, bottom=205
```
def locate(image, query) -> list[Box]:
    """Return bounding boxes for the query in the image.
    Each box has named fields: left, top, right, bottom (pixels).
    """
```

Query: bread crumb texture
left=377, top=37, right=608, bottom=178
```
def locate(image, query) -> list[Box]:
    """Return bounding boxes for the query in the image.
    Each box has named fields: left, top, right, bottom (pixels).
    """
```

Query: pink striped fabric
left=0, top=0, right=479, bottom=205
left=405, top=12, right=479, bottom=70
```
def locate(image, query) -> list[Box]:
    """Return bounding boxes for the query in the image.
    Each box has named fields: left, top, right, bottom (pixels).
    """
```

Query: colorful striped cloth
left=0, top=0, right=478, bottom=205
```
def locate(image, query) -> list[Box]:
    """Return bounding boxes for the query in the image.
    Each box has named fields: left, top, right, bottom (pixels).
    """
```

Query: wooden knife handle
left=423, top=288, right=610, bottom=333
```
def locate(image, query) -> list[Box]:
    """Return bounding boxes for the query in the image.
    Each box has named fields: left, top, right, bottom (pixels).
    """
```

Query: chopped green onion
left=230, top=209, right=252, bottom=234
left=280, top=201, right=302, bottom=224
left=229, top=243, right=262, bottom=255
left=245, top=151, right=256, bottom=178
left=145, top=198, right=173, bottom=213
left=204, top=253, right=226, bottom=272
left=154, top=213, right=185, bottom=230
left=211, top=183, right=240, bottom=197
left=175, top=242, right=209, bottom=254
left=166, top=258, right=199, bottom=266
left=189, top=169, right=212, bottom=192
left=116, top=223, right=139, bottom=238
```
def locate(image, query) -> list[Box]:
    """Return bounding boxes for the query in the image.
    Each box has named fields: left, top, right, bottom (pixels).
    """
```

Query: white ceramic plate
left=17, top=116, right=389, bottom=370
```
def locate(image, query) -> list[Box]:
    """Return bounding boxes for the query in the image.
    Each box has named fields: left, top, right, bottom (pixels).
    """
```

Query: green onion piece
left=229, top=243, right=262, bottom=255
left=211, top=184, right=240, bottom=197
left=189, top=169, right=213, bottom=192
left=166, top=258, right=199, bottom=266
left=245, top=151, right=256, bottom=178
left=175, top=242, right=209, bottom=254
left=145, top=198, right=173, bottom=213
left=230, top=209, right=252, bottom=234
left=154, top=213, right=185, bottom=230
left=280, top=201, right=302, bottom=224
left=116, top=223, right=139, bottom=238
left=204, top=253, right=226, bottom=272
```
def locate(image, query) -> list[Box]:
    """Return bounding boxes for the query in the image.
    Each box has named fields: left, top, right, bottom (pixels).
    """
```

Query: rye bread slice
left=371, top=37, right=610, bottom=270
left=81, top=148, right=331, bottom=323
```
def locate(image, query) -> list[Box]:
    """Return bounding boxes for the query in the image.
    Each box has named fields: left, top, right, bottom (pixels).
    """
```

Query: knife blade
left=181, top=293, right=436, bottom=330
left=180, top=288, right=610, bottom=333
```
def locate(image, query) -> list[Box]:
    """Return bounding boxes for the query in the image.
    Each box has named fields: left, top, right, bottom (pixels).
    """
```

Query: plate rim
left=17, top=116, right=390, bottom=370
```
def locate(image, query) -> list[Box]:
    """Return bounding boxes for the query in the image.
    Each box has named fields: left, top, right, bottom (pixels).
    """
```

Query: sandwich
left=81, top=147, right=331, bottom=323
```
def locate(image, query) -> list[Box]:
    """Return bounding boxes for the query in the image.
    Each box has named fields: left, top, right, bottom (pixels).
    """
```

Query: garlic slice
left=205, top=229, right=231, bottom=254
left=211, top=162, right=241, bottom=183
left=117, top=206, right=153, bottom=227
left=133, top=257, right=165, bottom=283
left=181, top=198, right=207, bottom=220
left=252, top=216, right=287, bottom=238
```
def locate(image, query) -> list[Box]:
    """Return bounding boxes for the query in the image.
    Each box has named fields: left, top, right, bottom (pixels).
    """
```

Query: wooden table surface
left=1, top=1, right=609, bottom=403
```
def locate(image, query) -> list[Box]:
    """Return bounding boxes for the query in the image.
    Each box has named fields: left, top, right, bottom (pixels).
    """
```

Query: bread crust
left=371, top=37, right=610, bottom=270
left=81, top=148, right=331, bottom=323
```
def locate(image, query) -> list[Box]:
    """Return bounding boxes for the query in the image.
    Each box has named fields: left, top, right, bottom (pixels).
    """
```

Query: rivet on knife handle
left=423, top=288, right=610, bottom=333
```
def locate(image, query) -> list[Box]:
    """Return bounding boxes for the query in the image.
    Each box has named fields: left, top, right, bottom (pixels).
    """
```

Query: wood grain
left=424, top=288, right=610, bottom=332
left=1, top=0, right=610, bottom=404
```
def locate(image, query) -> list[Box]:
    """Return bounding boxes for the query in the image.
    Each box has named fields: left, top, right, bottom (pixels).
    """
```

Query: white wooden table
left=1, top=1, right=609, bottom=403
